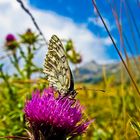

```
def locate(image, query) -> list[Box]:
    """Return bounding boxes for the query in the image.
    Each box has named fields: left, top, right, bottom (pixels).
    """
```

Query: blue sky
left=0, top=0, right=140, bottom=70
left=29, top=0, right=140, bottom=61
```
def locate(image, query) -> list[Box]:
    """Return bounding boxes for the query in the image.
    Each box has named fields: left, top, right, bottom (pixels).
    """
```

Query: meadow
left=0, top=31, right=139, bottom=139
left=0, top=0, right=140, bottom=140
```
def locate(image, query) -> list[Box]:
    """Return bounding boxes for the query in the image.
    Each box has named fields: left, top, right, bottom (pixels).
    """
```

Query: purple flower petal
left=24, top=88, right=92, bottom=139
left=6, top=34, right=16, bottom=42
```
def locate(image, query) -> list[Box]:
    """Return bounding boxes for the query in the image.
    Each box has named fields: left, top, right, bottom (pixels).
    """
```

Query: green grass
left=75, top=82, right=140, bottom=140
left=0, top=75, right=139, bottom=139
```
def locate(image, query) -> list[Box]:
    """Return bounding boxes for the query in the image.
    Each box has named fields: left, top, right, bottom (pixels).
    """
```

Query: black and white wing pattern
left=43, top=35, right=74, bottom=96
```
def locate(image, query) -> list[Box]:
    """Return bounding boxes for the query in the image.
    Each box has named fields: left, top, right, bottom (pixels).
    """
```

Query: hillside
left=73, top=59, right=139, bottom=83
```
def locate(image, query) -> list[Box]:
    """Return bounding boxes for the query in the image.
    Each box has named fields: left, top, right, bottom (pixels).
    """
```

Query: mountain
left=73, top=60, right=121, bottom=83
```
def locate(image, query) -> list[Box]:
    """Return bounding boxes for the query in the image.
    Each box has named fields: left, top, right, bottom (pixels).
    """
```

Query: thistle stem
left=0, top=68, right=13, bottom=96
left=26, top=45, right=32, bottom=79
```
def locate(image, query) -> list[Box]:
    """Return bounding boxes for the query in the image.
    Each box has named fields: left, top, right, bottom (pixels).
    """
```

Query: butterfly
left=43, top=35, right=77, bottom=98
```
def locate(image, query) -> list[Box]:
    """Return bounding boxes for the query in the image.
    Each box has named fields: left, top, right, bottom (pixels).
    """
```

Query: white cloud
left=88, top=17, right=115, bottom=31
left=0, top=0, right=114, bottom=72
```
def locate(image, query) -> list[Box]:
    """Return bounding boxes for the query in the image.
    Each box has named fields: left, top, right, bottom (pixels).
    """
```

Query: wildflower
left=24, top=88, right=91, bottom=140
left=5, top=34, right=18, bottom=50
left=20, top=28, right=39, bottom=45
left=6, top=34, right=16, bottom=42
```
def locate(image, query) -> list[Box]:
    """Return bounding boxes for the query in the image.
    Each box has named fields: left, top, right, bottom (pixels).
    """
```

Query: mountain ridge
left=73, top=60, right=121, bottom=83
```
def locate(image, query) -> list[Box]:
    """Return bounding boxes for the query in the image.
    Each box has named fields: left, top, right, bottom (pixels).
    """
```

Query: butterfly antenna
left=75, top=87, right=105, bottom=93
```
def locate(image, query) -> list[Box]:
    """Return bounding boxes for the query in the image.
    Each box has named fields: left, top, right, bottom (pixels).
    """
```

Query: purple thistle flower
left=24, top=88, right=92, bottom=140
left=5, top=34, right=18, bottom=50
left=6, top=34, right=16, bottom=42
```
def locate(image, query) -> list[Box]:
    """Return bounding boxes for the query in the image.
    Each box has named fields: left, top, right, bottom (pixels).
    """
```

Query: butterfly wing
left=43, top=35, right=74, bottom=95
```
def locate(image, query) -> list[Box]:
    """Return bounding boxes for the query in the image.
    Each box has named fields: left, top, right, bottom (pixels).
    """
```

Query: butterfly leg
left=70, top=90, right=77, bottom=99
left=68, top=97, right=76, bottom=106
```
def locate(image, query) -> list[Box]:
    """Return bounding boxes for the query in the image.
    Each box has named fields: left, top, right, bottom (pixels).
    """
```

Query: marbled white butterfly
left=43, top=35, right=76, bottom=98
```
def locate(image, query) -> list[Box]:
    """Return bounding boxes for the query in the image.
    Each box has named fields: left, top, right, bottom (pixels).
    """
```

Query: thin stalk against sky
left=123, top=0, right=140, bottom=55
left=109, top=1, right=140, bottom=75
left=16, top=0, right=48, bottom=46
left=125, top=0, right=140, bottom=40
left=91, top=0, right=140, bottom=96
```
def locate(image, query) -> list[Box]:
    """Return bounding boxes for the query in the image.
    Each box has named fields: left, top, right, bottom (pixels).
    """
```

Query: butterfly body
left=44, top=35, right=76, bottom=98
